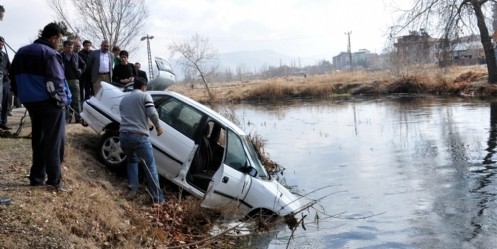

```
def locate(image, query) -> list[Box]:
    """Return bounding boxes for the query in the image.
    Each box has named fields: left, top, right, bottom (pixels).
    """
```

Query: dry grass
left=169, top=64, right=494, bottom=103
left=0, top=126, right=161, bottom=248
left=247, top=133, right=282, bottom=174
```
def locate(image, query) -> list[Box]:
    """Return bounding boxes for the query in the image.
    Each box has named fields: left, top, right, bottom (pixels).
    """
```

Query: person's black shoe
left=30, top=182, right=45, bottom=187
left=47, top=184, right=72, bottom=193
left=0, top=196, right=11, bottom=205
left=0, top=124, right=11, bottom=130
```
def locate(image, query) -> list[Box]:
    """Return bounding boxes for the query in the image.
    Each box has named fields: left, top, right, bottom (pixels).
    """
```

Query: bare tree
left=396, top=0, right=497, bottom=83
left=47, top=0, right=148, bottom=52
left=169, top=33, right=218, bottom=100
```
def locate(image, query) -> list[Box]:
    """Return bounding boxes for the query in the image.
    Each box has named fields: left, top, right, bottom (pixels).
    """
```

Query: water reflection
left=483, top=102, right=497, bottom=165
left=227, top=96, right=497, bottom=248
left=467, top=101, right=497, bottom=243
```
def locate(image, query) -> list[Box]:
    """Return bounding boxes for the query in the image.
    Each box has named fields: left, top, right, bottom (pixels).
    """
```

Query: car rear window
left=156, top=97, right=203, bottom=139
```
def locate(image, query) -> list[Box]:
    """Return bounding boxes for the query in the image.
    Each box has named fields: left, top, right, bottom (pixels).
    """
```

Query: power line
left=141, top=35, right=154, bottom=80
left=345, top=31, right=352, bottom=71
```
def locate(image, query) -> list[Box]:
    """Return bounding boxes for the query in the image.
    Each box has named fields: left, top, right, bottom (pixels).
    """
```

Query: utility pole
left=140, top=34, right=154, bottom=80
left=345, top=31, right=353, bottom=71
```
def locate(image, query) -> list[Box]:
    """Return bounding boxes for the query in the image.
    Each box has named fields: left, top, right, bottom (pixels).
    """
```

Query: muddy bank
left=0, top=111, right=234, bottom=248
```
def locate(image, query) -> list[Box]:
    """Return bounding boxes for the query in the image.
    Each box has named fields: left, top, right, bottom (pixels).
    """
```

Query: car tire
left=98, top=131, right=127, bottom=170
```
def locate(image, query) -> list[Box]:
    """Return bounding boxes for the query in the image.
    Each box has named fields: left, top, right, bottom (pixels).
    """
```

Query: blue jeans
left=119, top=132, right=164, bottom=202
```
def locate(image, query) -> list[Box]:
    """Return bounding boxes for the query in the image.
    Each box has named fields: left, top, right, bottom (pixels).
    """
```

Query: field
left=169, top=64, right=494, bottom=103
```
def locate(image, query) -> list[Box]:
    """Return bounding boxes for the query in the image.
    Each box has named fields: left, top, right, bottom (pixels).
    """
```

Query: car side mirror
left=243, top=166, right=258, bottom=177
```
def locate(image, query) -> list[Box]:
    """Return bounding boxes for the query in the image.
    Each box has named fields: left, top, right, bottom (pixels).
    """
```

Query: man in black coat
left=0, top=3, right=11, bottom=205
left=134, top=62, right=148, bottom=82
left=78, top=40, right=92, bottom=99
left=0, top=36, right=11, bottom=131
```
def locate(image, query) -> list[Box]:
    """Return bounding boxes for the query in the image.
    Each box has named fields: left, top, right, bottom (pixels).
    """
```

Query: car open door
left=201, top=163, right=252, bottom=212
left=150, top=95, right=204, bottom=178
left=201, top=129, right=253, bottom=213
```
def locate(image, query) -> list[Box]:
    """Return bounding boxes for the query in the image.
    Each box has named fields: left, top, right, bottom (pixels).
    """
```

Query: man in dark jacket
left=11, top=22, right=71, bottom=192
left=134, top=62, right=148, bottom=82
left=0, top=36, right=10, bottom=130
left=0, top=3, right=11, bottom=205
left=61, top=40, right=85, bottom=123
left=78, top=40, right=92, bottom=99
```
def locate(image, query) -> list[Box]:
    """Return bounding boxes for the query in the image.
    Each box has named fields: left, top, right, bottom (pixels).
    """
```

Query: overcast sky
left=0, top=0, right=407, bottom=66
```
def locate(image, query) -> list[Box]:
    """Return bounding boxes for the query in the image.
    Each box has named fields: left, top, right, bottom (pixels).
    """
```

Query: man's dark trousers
left=0, top=80, right=8, bottom=125
left=25, top=101, right=65, bottom=186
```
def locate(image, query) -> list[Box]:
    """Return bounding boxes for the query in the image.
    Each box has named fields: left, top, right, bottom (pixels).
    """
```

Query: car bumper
left=80, top=100, right=113, bottom=134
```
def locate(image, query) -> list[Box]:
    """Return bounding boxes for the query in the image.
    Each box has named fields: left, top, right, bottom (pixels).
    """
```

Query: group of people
left=0, top=18, right=165, bottom=206
left=62, top=39, right=149, bottom=123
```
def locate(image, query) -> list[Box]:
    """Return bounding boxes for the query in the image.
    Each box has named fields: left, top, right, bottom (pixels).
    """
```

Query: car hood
left=246, top=177, right=301, bottom=216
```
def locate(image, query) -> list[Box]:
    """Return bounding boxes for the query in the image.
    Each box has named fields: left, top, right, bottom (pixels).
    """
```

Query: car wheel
left=98, top=131, right=127, bottom=170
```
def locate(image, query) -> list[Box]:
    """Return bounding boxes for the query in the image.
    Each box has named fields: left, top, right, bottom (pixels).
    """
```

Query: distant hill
left=169, top=50, right=326, bottom=80
left=218, top=50, right=324, bottom=72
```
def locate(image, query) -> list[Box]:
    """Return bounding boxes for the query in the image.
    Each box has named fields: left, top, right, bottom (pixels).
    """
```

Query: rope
left=138, top=156, right=163, bottom=204
left=12, top=109, right=28, bottom=137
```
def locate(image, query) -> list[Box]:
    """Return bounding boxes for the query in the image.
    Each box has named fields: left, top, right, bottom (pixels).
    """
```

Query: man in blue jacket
left=10, top=22, right=71, bottom=192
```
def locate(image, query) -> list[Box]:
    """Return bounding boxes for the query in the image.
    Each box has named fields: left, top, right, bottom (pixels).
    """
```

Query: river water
left=230, top=95, right=497, bottom=249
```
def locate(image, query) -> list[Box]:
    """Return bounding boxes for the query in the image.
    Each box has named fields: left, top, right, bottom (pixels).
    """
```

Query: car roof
left=148, top=90, right=247, bottom=136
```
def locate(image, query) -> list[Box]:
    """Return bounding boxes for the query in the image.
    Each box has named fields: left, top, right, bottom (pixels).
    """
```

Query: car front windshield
left=241, top=135, right=269, bottom=179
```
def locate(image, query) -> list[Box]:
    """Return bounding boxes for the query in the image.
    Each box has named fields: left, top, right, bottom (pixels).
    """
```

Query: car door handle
left=222, top=176, right=229, bottom=183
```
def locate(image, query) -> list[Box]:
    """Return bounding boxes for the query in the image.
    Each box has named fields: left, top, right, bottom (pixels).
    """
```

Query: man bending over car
left=119, top=77, right=165, bottom=205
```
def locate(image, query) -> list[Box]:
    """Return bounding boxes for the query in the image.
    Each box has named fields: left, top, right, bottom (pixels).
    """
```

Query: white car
left=80, top=61, right=301, bottom=217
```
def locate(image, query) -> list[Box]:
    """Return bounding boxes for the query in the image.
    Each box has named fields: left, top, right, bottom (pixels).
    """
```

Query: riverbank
left=169, top=65, right=495, bottom=103
left=0, top=109, right=249, bottom=248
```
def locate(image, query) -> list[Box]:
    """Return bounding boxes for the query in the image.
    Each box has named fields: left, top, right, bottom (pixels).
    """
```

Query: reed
left=170, top=64, right=494, bottom=102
